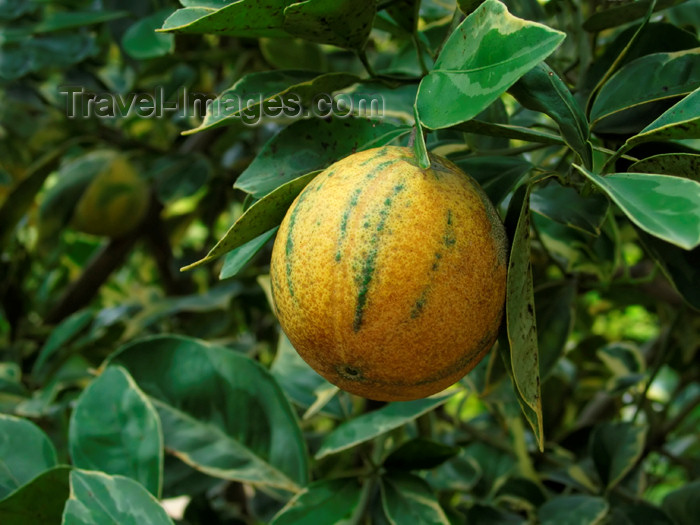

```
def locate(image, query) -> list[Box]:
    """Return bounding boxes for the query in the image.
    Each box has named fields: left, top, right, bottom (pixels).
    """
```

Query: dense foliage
left=1, top=0, right=699, bottom=523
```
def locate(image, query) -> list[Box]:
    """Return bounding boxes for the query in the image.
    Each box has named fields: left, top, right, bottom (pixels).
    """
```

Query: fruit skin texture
left=270, top=146, right=508, bottom=402
left=71, top=155, right=149, bottom=238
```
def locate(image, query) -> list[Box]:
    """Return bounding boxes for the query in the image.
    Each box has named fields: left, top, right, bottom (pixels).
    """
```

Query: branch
left=143, top=198, right=193, bottom=296
left=43, top=232, right=139, bottom=324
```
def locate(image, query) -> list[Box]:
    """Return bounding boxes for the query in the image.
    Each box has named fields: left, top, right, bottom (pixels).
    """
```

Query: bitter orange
left=72, top=155, right=149, bottom=238
left=270, top=146, right=507, bottom=401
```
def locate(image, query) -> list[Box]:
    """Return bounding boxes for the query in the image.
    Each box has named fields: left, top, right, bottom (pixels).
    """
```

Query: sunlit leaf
left=185, top=71, right=359, bottom=135
left=503, top=184, right=543, bottom=450
left=235, top=118, right=408, bottom=198
left=0, top=415, right=57, bottom=499
left=110, top=335, right=308, bottom=492
left=63, top=470, right=173, bottom=525
left=183, top=171, right=319, bottom=271
left=282, top=0, right=376, bottom=51
left=122, top=9, right=175, bottom=60
left=69, top=366, right=163, bottom=497
left=416, top=0, right=565, bottom=129
left=220, top=228, right=278, bottom=280
left=574, top=165, right=700, bottom=250
left=160, top=1, right=291, bottom=38
left=316, top=394, right=453, bottom=459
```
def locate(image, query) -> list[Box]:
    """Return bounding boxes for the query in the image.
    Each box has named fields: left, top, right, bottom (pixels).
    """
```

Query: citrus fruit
left=71, top=155, right=149, bottom=238
left=270, top=146, right=508, bottom=401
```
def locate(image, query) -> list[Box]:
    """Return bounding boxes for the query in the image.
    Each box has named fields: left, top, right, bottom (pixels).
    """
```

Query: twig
left=44, top=233, right=140, bottom=324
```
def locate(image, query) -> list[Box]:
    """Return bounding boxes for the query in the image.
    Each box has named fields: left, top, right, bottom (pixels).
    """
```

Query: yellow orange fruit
left=72, top=155, right=149, bottom=238
left=270, top=146, right=507, bottom=401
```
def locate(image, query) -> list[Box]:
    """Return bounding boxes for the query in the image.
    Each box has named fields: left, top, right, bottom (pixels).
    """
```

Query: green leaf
left=629, top=153, right=700, bottom=181
left=386, top=0, right=421, bottom=32
left=636, top=229, right=700, bottom=310
left=0, top=466, right=71, bottom=525
left=347, top=81, right=418, bottom=122
left=271, top=478, right=363, bottom=525
left=69, top=366, right=163, bottom=497
left=495, top=476, right=546, bottom=509
left=0, top=362, right=23, bottom=397
left=161, top=454, right=219, bottom=500
left=185, top=71, right=359, bottom=134
left=183, top=171, right=319, bottom=271
left=260, top=37, right=327, bottom=70
left=63, top=470, right=174, bottom=525
left=597, top=343, right=645, bottom=393
left=384, top=438, right=459, bottom=471
left=122, top=9, right=175, bottom=60
left=424, top=450, right=481, bottom=492
left=535, top=280, right=576, bottom=379
left=32, top=309, right=93, bottom=378
left=463, top=503, right=524, bottom=524
left=590, top=422, right=647, bottom=490
left=581, top=22, right=700, bottom=99
left=590, top=50, right=700, bottom=128
left=0, top=414, right=58, bottom=499
left=33, top=10, right=128, bottom=33
left=315, top=394, right=454, bottom=459
left=126, top=283, right=243, bottom=336
left=151, top=153, right=213, bottom=203
left=453, top=156, right=532, bottom=206
left=235, top=118, right=407, bottom=198
left=270, top=333, right=345, bottom=418
left=538, top=495, right=608, bottom=525
left=3, top=34, right=98, bottom=78
left=453, top=120, right=565, bottom=145
left=160, top=1, right=291, bottom=38
left=609, top=503, right=674, bottom=525
left=662, top=480, right=700, bottom=525
left=282, top=0, right=376, bottom=51
left=534, top=213, right=616, bottom=279
left=574, top=165, right=700, bottom=250
left=416, top=0, right=565, bottom=129
left=220, top=228, right=278, bottom=280
left=381, top=473, right=449, bottom=525
left=503, top=184, right=543, bottom=450
left=463, top=441, right=517, bottom=496
left=110, top=335, right=308, bottom=492
left=0, top=0, right=37, bottom=20
left=0, top=140, right=79, bottom=249
left=623, top=87, right=700, bottom=147
left=530, top=181, right=610, bottom=236
left=509, top=62, right=592, bottom=168
left=583, top=0, right=688, bottom=32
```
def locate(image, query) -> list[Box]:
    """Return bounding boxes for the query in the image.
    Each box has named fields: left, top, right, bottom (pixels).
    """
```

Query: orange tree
left=0, top=0, right=699, bottom=523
